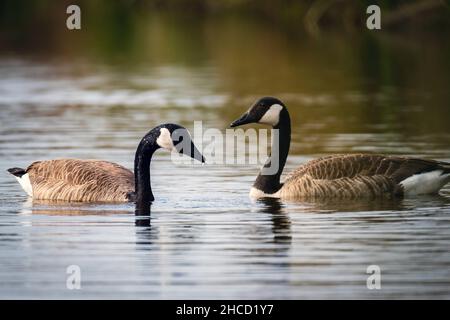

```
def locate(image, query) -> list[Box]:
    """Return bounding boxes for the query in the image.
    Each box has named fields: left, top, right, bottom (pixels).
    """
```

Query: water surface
left=0, top=13, right=450, bottom=299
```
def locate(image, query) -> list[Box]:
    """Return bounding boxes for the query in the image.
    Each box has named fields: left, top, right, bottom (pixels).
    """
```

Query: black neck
left=134, top=133, right=159, bottom=204
left=253, top=108, right=291, bottom=194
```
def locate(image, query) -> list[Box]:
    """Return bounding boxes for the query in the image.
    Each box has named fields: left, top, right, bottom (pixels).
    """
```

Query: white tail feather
left=15, top=173, right=33, bottom=197
left=400, top=170, right=449, bottom=195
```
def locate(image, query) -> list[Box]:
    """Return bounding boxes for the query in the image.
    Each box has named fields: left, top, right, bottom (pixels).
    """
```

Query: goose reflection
left=283, top=194, right=450, bottom=214
left=21, top=199, right=131, bottom=216
left=258, top=198, right=292, bottom=245
left=292, top=197, right=406, bottom=213
left=134, top=202, right=155, bottom=248
left=134, top=201, right=151, bottom=227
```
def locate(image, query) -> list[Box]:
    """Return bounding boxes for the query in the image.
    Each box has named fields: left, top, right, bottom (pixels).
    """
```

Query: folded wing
left=26, top=159, right=134, bottom=202
left=281, top=154, right=450, bottom=198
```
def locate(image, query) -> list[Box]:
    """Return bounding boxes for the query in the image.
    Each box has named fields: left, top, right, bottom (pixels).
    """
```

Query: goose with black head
left=8, top=123, right=205, bottom=205
left=231, top=97, right=450, bottom=199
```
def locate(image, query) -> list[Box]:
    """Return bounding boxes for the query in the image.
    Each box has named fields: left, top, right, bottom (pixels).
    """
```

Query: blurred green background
left=1, top=1, right=450, bottom=301
left=0, top=0, right=449, bottom=156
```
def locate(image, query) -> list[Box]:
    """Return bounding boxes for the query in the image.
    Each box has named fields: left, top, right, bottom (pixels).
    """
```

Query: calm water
left=1, top=13, right=450, bottom=299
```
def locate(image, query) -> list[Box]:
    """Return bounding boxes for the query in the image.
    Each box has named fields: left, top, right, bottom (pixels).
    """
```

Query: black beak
left=188, top=140, right=206, bottom=164
left=172, top=129, right=206, bottom=164
left=230, top=112, right=252, bottom=128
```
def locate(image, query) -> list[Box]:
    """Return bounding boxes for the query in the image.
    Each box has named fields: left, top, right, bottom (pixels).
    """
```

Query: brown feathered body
left=275, top=154, right=450, bottom=199
left=23, top=159, right=134, bottom=202
left=231, top=97, right=450, bottom=200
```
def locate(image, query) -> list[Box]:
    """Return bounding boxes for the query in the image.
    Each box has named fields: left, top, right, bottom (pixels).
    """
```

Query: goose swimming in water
left=230, top=97, right=450, bottom=199
left=8, top=123, right=205, bottom=204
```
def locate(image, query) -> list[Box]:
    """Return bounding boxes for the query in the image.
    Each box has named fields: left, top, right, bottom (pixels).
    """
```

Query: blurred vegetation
left=0, top=0, right=449, bottom=139
left=1, top=0, right=449, bottom=43
left=0, top=0, right=448, bottom=60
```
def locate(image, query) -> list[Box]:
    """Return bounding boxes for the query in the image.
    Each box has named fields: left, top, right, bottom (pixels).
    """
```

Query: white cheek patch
left=156, top=128, right=175, bottom=151
left=259, top=104, right=283, bottom=126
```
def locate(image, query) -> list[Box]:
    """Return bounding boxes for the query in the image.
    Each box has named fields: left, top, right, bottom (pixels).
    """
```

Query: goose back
left=280, top=154, right=450, bottom=199
left=26, top=159, right=134, bottom=202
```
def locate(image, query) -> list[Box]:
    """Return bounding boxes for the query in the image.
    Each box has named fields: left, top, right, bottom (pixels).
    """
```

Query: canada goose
left=8, top=123, right=205, bottom=204
left=230, top=97, right=450, bottom=199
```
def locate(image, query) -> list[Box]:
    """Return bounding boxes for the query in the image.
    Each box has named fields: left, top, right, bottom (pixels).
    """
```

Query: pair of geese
left=8, top=97, right=450, bottom=205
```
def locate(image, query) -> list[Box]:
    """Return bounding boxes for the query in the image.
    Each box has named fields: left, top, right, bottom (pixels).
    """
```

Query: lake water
left=0, top=12, right=450, bottom=299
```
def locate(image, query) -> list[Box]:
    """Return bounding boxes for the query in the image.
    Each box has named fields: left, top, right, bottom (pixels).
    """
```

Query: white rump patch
left=156, top=127, right=175, bottom=151
left=259, top=104, right=283, bottom=126
left=15, top=173, right=33, bottom=197
left=400, top=170, right=449, bottom=195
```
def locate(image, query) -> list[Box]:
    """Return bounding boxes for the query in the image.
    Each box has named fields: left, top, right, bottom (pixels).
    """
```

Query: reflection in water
left=135, top=202, right=151, bottom=227
left=400, top=194, right=450, bottom=209
left=283, top=194, right=450, bottom=214
left=258, top=198, right=285, bottom=214
left=134, top=202, right=154, bottom=248
left=25, top=199, right=131, bottom=216
left=258, top=198, right=292, bottom=244
left=290, top=197, right=406, bottom=213
left=20, top=199, right=153, bottom=230
left=244, top=187, right=450, bottom=215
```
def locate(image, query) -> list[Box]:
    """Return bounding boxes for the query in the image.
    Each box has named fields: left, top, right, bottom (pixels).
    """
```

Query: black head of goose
left=8, top=123, right=205, bottom=205
left=230, top=97, right=450, bottom=199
